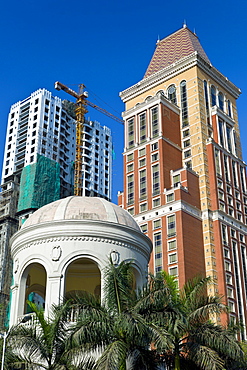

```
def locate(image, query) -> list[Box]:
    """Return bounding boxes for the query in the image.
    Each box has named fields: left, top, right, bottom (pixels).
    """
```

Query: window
left=218, top=191, right=224, bottom=200
left=127, top=163, right=134, bottom=173
left=204, top=80, right=210, bottom=124
left=224, top=155, right=229, bottom=182
left=140, top=202, right=147, bottom=212
left=127, top=118, right=134, bottom=148
left=153, top=219, right=161, bottom=230
left=183, top=129, right=190, bottom=138
left=225, top=261, right=231, bottom=271
left=240, top=167, right=246, bottom=193
left=127, top=174, right=134, bottom=205
left=185, top=160, right=192, bottom=169
left=215, top=149, right=221, bottom=175
left=167, top=193, right=174, bottom=202
left=153, top=198, right=160, bottom=208
left=169, top=266, right=178, bottom=276
left=167, top=85, right=177, bottom=104
left=218, top=92, right=224, bottom=111
left=139, top=148, right=146, bottom=157
left=211, top=85, right=216, bottom=106
left=169, top=253, right=177, bottom=264
left=167, top=215, right=176, bottom=238
left=140, top=224, right=147, bottom=233
left=173, top=174, right=180, bottom=188
left=226, top=274, right=232, bottom=284
left=183, top=139, right=190, bottom=148
left=127, top=153, right=133, bottom=162
left=228, top=99, right=232, bottom=118
left=151, top=142, right=158, bottom=151
left=224, top=248, right=229, bottom=258
left=152, top=164, right=159, bottom=196
left=184, top=149, right=191, bottom=158
left=168, top=240, right=176, bottom=251
left=218, top=119, right=224, bottom=146
left=154, top=232, right=162, bottom=273
left=226, top=126, right=232, bottom=153
left=232, top=161, right=238, bottom=187
left=139, top=113, right=146, bottom=143
left=151, top=106, right=159, bottom=137
left=180, top=80, right=188, bottom=127
left=139, top=158, right=146, bottom=167
left=139, top=169, right=147, bottom=200
left=222, top=224, right=228, bottom=245
left=151, top=153, right=159, bottom=162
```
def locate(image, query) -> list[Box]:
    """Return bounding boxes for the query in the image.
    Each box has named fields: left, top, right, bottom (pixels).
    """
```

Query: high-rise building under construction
left=118, top=25, right=247, bottom=338
left=0, top=88, right=112, bottom=304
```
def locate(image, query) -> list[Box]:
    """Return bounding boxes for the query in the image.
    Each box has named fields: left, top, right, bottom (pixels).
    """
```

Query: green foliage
left=6, top=262, right=245, bottom=370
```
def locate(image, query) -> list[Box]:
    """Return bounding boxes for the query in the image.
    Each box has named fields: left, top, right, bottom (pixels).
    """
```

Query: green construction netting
left=17, top=154, right=60, bottom=212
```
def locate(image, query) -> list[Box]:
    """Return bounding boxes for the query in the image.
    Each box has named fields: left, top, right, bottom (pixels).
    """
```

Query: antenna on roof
left=194, top=28, right=197, bottom=35
left=157, top=34, right=160, bottom=44
left=183, top=20, right=187, bottom=28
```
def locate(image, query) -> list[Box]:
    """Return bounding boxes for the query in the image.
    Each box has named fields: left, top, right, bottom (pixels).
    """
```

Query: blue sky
left=1, top=0, right=247, bottom=204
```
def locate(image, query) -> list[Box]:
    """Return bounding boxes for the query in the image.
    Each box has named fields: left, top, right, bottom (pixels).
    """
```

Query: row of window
left=217, top=118, right=237, bottom=154
left=204, top=81, right=232, bottom=119
left=127, top=107, right=159, bottom=148
left=215, top=149, right=246, bottom=193
left=127, top=164, right=160, bottom=205
left=222, top=231, right=246, bottom=338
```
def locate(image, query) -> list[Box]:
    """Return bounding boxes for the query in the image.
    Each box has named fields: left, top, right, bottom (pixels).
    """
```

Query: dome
left=22, top=196, right=140, bottom=231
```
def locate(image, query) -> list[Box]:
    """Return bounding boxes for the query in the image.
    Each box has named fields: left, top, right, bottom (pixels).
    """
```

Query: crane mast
left=55, top=81, right=88, bottom=196
left=54, top=81, right=123, bottom=197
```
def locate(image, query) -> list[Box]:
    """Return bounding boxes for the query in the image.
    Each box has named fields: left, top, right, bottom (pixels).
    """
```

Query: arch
left=218, top=91, right=224, bottom=111
left=156, top=90, right=165, bottom=97
left=211, top=85, right=216, bottom=107
left=64, top=258, right=101, bottom=299
left=167, top=84, right=177, bottom=104
left=132, top=266, right=143, bottom=289
left=19, top=263, right=47, bottom=316
left=145, top=95, right=153, bottom=102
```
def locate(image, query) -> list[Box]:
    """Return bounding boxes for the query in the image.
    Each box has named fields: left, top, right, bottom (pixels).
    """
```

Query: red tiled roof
left=144, top=26, right=210, bottom=78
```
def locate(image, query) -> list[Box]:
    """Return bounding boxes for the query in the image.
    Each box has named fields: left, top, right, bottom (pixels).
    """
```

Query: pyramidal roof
left=144, top=26, right=210, bottom=78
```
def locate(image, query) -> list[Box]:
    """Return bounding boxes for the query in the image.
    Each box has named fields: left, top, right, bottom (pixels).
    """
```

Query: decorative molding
left=12, top=235, right=150, bottom=259
left=51, top=246, right=62, bottom=262
left=109, top=249, right=120, bottom=265
left=120, top=53, right=240, bottom=103
left=14, top=258, right=19, bottom=274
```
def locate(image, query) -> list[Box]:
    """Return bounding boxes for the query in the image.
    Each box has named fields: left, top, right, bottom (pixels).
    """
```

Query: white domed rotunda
left=10, top=196, right=152, bottom=325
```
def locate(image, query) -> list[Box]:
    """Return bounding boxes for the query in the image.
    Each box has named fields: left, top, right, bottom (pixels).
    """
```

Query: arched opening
left=23, top=263, right=47, bottom=314
left=167, top=85, right=177, bottom=104
left=65, top=258, right=101, bottom=298
left=132, top=266, right=143, bottom=290
left=218, top=91, right=224, bottom=111
left=211, top=85, right=216, bottom=106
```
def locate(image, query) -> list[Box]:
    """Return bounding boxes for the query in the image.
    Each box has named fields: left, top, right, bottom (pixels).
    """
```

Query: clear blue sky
left=1, top=0, right=247, bottom=204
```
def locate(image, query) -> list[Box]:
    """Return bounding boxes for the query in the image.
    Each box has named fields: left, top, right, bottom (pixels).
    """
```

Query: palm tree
left=70, top=259, right=173, bottom=370
left=7, top=301, right=95, bottom=369
left=155, top=273, right=244, bottom=370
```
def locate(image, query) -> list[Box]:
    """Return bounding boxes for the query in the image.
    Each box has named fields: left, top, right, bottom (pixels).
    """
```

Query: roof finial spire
left=157, top=34, right=160, bottom=44
left=183, top=20, right=187, bottom=28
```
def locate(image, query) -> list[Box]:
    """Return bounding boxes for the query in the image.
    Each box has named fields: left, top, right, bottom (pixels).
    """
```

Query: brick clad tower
left=118, top=25, right=247, bottom=338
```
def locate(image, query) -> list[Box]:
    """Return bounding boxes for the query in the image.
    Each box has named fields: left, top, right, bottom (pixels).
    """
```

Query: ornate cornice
left=11, top=234, right=152, bottom=260
left=120, top=53, right=240, bottom=103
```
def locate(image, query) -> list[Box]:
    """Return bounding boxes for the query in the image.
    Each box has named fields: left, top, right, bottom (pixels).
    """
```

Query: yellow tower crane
left=54, top=81, right=123, bottom=196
